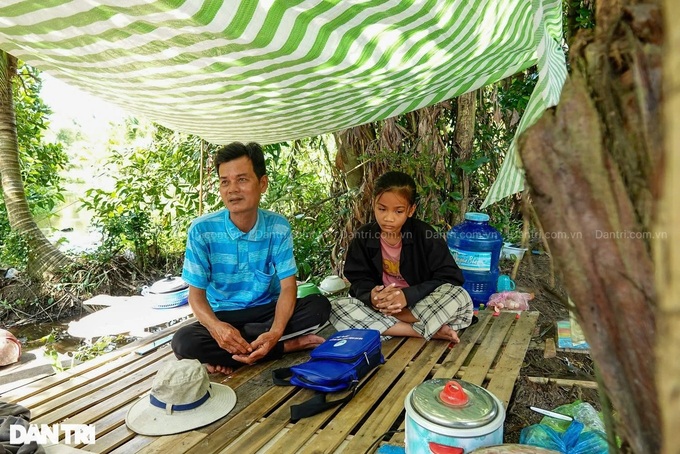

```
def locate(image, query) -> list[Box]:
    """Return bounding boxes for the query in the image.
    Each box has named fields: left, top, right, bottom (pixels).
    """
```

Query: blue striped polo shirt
left=182, top=208, right=297, bottom=312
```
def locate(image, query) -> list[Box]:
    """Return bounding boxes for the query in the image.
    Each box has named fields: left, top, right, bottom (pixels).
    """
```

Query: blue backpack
left=273, top=329, right=384, bottom=420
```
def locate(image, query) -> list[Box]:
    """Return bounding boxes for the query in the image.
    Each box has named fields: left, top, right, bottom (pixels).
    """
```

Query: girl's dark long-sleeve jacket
left=343, top=217, right=464, bottom=308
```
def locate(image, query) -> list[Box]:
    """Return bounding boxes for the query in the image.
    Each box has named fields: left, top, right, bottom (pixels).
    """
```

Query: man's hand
left=232, top=331, right=281, bottom=364
left=207, top=321, right=252, bottom=355
left=372, top=284, right=407, bottom=315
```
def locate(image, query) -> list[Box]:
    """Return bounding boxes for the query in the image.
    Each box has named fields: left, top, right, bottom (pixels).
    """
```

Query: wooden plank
left=223, top=388, right=318, bottom=454
left=387, top=313, right=538, bottom=448
left=135, top=431, right=207, bottom=454
left=80, top=422, right=135, bottom=453
left=85, top=403, right=132, bottom=442
left=458, top=312, right=515, bottom=386
left=61, top=367, right=167, bottom=426
left=486, top=311, right=539, bottom=407
left=4, top=352, right=128, bottom=404
left=433, top=310, right=493, bottom=379
left=265, top=404, right=334, bottom=454
left=543, top=337, right=557, bottom=359
left=526, top=376, right=599, bottom=389
left=557, top=347, right=591, bottom=354
left=0, top=371, right=53, bottom=396
left=27, top=347, right=172, bottom=419
left=35, top=358, right=169, bottom=425
left=107, top=435, right=156, bottom=454
left=44, top=444, right=93, bottom=453
left=211, top=358, right=279, bottom=389
left=183, top=386, right=299, bottom=454
left=4, top=320, right=193, bottom=403
left=340, top=340, right=450, bottom=454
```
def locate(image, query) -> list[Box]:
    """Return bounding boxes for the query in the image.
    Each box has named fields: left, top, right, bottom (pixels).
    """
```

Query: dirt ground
left=500, top=252, right=602, bottom=444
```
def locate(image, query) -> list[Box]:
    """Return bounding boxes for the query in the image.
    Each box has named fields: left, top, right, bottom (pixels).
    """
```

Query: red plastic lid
left=439, top=381, right=469, bottom=406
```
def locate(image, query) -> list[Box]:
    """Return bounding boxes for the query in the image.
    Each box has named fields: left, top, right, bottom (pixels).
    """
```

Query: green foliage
left=81, top=123, right=219, bottom=269
left=565, top=0, right=595, bottom=39
left=362, top=146, right=454, bottom=229
left=81, top=127, right=338, bottom=280
left=55, top=127, right=82, bottom=147
left=469, top=73, right=538, bottom=238
left=491, top=207, right=524, bottom=245
left=261, top=138, right=339, bottom=280
left=73, top=335, right=125, bottom=362
left=0, top=230, right=30, bottom=269
left=41, top=331, right=65, bottom=372
left=13, top=66, right=68, bottom=212
left=43, top=332, right=125, bottom=372
left=0, top=63, right=68, bottom=268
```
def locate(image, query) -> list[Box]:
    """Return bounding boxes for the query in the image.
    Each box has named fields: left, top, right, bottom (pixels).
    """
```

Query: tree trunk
left=453, top=91, right=476, bottom=224
left=332, top=124, right=377, bottom=273
left=334, top=125, right=374, bottom=192
left=0, top=51, right=71, bottom=279
left=656, top=0, right=679, bottom=451
left=519, top=3, right=662, bottom=453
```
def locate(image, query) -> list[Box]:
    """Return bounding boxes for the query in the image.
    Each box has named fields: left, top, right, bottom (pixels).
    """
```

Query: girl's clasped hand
left=371, top=283, right=406, bottom=315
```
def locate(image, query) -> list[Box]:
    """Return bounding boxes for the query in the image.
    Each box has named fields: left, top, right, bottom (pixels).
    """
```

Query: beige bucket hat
left=126, top=359, right=236, bottom=436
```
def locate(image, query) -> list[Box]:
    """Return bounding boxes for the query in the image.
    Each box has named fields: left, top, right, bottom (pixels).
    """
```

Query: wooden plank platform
left=3, top=311, right=538, bottom=454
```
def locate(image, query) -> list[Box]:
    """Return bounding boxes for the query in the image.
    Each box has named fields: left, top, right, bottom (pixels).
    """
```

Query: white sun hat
left=125, top=359, right=236, bottom=436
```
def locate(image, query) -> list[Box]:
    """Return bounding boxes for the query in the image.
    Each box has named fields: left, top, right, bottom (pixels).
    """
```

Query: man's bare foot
left=205, top=364, right=234, bottom=375
left=432, top=325, right=460, bottom=344
left=283, top=334, right=325, bottom=353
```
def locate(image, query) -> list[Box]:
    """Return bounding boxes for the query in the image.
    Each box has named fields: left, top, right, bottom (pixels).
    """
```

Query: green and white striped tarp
left=0, top=0, right=566, bottom=206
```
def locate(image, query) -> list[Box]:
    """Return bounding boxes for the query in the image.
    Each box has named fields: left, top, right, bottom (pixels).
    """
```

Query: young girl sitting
left=330, top=171, right=473, bottom=343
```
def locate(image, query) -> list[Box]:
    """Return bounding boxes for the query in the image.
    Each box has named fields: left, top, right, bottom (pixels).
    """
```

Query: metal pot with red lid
left=141, top=275, right=189, bottom=309
left=404, top=379, right=505, bottom=454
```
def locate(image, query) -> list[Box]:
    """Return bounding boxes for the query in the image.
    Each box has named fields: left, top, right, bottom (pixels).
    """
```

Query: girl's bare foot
left=433, top=325, right=460, bottom=344
left=205, top=364, right=234, bottom=375
left=283, top=334, right=325, bottom=353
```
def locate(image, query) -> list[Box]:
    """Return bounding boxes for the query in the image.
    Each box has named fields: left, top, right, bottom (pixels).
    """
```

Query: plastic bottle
left=573, top=402, right=606, bottom=433
left=447, top=212, right=502, bottom=307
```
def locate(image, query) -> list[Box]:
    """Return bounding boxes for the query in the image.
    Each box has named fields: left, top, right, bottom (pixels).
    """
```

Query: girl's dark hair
left=214, top=142, right=267, bottom=178
left=373, top=171, right=417, bottom=206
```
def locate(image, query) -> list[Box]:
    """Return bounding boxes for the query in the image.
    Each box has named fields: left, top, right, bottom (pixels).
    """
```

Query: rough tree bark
left=0, top=51, right=71, bottom=279
left=453, top=91, right=476, bottom=224
left=332, top=124, right=377, bottom=271
left=413, top=104, right=449, bottom=226
left=519, top=3, right=662, bottom=453
left=334, top=125, right=374, bottom=193
left=656, top=0, right=679, bottom=451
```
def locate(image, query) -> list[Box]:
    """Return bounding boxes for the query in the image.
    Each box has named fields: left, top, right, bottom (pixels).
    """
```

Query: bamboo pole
left=656, top=1, right=680, bottom=451
left=198, top=139, right=204, bottom=216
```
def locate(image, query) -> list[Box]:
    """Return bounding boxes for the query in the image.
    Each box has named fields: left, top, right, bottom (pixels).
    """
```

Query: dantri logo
left=10, top=424, right=96, bottom=445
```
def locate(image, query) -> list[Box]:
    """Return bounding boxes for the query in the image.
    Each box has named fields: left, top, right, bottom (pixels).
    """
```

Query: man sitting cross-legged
left=172, top=142, right=331, bottom=374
